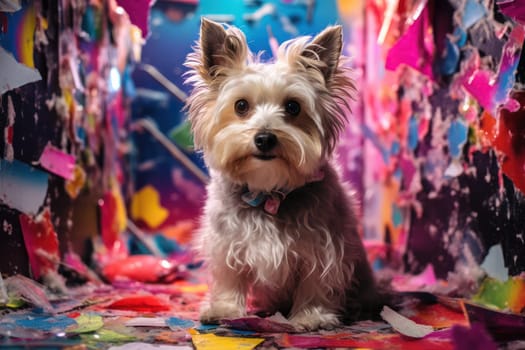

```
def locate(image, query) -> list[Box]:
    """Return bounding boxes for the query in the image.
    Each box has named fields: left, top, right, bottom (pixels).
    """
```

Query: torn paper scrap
left=385, top=3, right=434, bottom=79
left=222, top=313, right=296, bottom=333
left=125, top=317, right=168, bottom=328
left=38, top=144, right=76, bottom=180
left=4, top=274, right=53, bottom=312
left=191, top=332, right=264, bottom=350
left=130, top=185, right=169, bottom=228
left=109, top=343, right=193, bottom=350
left=19, top=209, right=60, bottom=280
left=0, top=158, right=49, bottom=215
left=380, top=305, right=434, bottom=338
left=497, top=0, right=525, bottom=25
left=0, top=0, right=21, bottom=12
left=116, top=0, right=154, bottom=39
left=68, top=313, right=104, bottom=334
left=166, top=317, right=195, bottom=330
left=0, top=46, right=41, bottom=94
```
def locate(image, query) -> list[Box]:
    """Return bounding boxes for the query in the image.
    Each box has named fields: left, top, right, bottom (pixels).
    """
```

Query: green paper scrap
left=5, top=297, right=26, bottom=309
left=69, top=313, right=104, bottom=334
left=81, top=329, right=137, bottom=344
left=169, top=121, right=194, bottom=151
left=472, top=277, right=511, bottom=310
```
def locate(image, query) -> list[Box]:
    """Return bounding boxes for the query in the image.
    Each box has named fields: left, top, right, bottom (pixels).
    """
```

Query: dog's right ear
left=199, top=18, right=248, bottom=77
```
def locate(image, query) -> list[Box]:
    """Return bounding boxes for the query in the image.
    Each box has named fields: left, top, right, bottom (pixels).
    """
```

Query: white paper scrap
left=124, top=317, right=168, bottom=327
left=108, top=342, right=192, bottom=350
left=0, top=0, right=21, bottom=12
left=380, top=305, right=434, bottom=338
left=0, top=46, right=42, bottom=95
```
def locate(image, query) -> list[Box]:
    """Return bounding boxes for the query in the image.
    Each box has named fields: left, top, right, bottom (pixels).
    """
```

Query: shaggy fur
left=184, top=18, right=384, bottom=331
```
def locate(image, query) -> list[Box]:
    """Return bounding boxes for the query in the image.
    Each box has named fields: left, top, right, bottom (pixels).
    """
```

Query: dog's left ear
left=302, top=25, right=343, bottom=83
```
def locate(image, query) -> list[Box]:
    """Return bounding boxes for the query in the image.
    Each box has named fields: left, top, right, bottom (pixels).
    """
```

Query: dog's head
left=185, top=18, right=355, bottom=191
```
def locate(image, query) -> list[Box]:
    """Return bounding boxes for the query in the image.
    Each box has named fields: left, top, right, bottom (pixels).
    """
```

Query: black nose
left=254, top=132, right=277, bottom=152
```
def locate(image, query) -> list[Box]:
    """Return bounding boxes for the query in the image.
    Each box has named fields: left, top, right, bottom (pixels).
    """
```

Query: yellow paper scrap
left=111, top=181, right=127, bottom=233
left=65, top=165, right=86, bottom=199
left=130, top=185, right=169, bottom=228
left=191, top=333, right=264, bottom=350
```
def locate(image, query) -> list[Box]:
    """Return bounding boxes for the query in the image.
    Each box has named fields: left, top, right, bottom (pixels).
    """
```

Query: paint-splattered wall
left=1, top=0, right=525, bottom=287
left=0, top=0, right=138, bottom=282
left=358, top=0, right=525, bottom=279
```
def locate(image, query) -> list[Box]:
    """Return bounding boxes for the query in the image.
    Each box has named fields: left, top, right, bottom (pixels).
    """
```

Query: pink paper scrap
left=39, top=143, right=76, bottom=180
left=385, top=2, right=435, bottom=80
left=222, top=313, right=297, bottom=333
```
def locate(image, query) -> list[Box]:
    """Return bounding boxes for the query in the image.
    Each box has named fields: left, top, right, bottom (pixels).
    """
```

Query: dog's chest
left=221, top=207, right=317, bottom=283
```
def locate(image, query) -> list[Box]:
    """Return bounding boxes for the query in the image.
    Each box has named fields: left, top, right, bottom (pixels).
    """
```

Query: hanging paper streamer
left=385, top=2, right=435, bottom=79
left=461, top=0, right=487, bottom=29
left=497, top=0, right=525, bottom=25
left=19, top=209, right=60, bottom=280
left=457, top=25, right=525, bottom=115
left=493, top=25, right=525, bottom=107
left=0, top=46, right=41, bottom=94
left=99, top=184, right=127, bottom=250
left=445, top=118, right=468, bottom=177
left=494, top=91, right=525, bottom=194
left=116, top=0, right=154, bottom=39
left=455, top=51, right=496, bottom=113
left=38, top=143, right=76, bottom=180
left=0, top=159, right=49, bottom=215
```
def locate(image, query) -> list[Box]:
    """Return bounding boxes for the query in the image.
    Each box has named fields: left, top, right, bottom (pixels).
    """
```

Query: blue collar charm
left=241, top=188, right=289, bottom=215
left=240, top=169, right=325, bottom=215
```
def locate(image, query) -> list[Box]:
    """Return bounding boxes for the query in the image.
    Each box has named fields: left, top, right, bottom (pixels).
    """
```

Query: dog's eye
left=235, top=99, right=250, bottom=116
left=284, top=100, right=301, bottom=116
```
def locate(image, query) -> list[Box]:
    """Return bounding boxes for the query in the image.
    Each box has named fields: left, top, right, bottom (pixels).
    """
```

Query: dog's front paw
left=200, top=301, right=246, bottom=324
left=290, top=307, right=341, bottom=332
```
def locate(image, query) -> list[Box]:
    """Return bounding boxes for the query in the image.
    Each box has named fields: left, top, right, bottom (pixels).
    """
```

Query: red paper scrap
left=19, top=209, right=60, bottom=280
left=106, top=295, right=172, bottom=313
left=102, top=255, right=181, bottom=283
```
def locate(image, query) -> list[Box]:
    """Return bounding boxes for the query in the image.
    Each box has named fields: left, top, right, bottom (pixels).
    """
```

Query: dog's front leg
left=289, top=276, right=342, bottom=331
left=200, top=265, right=248, bottom=324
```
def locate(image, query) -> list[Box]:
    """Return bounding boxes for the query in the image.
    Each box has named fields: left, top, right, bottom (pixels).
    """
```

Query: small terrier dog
left=185, top=18, right=383, bottom=331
